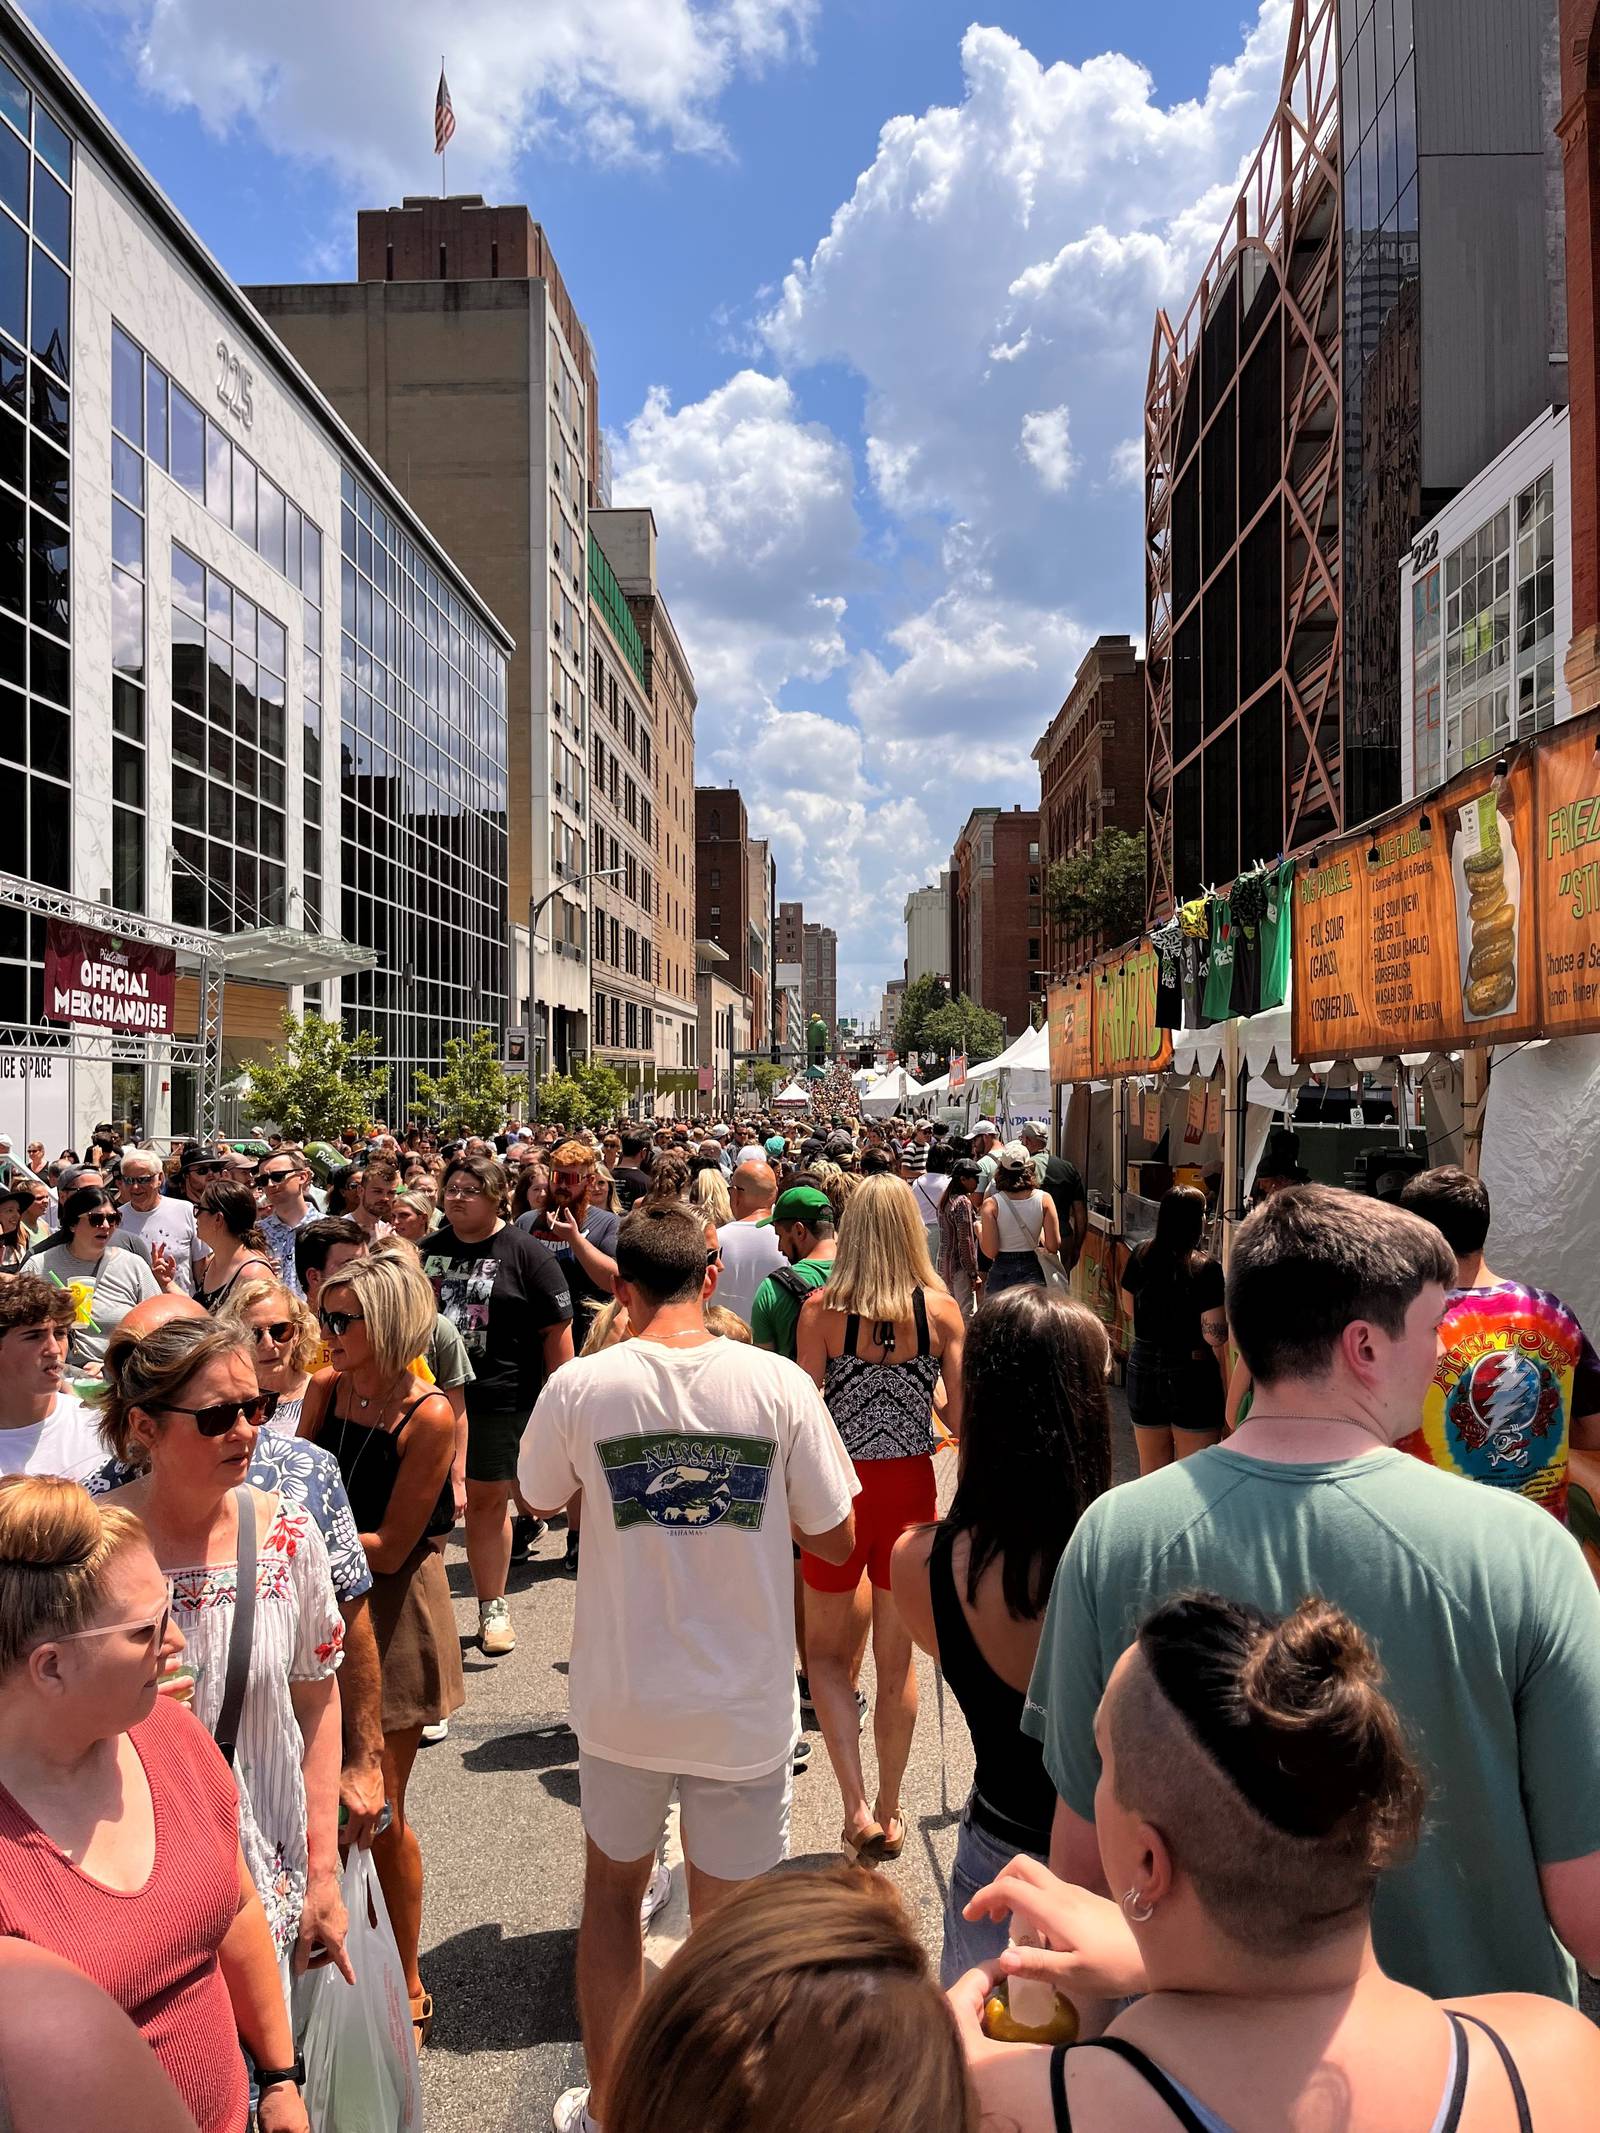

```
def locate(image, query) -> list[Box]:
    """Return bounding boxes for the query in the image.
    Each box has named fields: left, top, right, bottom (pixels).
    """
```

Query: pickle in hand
left=982, top=1978, right=1079, bottom=2045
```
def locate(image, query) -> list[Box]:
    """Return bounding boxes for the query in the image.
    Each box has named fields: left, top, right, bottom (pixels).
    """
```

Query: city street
left=409, top=1394, right=1139, bottom=2129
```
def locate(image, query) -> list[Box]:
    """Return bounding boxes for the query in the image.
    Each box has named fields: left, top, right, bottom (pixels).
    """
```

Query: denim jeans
left=939, top=1804, right=1048, bottom=1987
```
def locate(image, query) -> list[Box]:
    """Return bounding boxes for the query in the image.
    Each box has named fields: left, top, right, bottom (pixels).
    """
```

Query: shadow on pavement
left=461, top=1724, right=577, bottom=1775
left=424, top=1923, right=579, bottom=2051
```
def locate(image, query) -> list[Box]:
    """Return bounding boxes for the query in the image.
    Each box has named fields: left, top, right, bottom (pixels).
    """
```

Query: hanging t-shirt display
left=1397, top=1279, right=1600, bottom=1523
left=1151, top=919, right=1183, bottom=1034
left=1228, top=864, right=1270, bottom=1019
left=1202, top=895, right=1237, bottom=1022
left=1257, top=856, right=1294, bottom=1012
left=1180, top=899, right=1213, bottom=1029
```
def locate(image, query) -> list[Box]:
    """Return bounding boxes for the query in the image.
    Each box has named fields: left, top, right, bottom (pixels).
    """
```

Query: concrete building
left=248, top=193, right=600, bottom=1074
left=695, top=786, right=751, bottom=1000
left=903, top=877, right=949, bottom=986
left=586, top=526, right=656, bottom=1101
left=0, top=13, right=510, bottom=1146
left=695, top=937, right=742, bottom=1112
left=775, top=961, right=805, bottom=1060
left=1145, top=0, right=1564, bottom=912
left=879, top=977, right=906, bottom=1047
left=948, top=806, right=1043, bottom=1041
left=802, top=920, right=838, bottom=1041
left=1033, top=635, right=1145, bottom=976
left=589, top=506, right=697, bottom=1113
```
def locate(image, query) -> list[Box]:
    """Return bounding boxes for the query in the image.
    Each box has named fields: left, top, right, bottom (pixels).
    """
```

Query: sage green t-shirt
left=1023, top=1446, right=1600, bottom=2003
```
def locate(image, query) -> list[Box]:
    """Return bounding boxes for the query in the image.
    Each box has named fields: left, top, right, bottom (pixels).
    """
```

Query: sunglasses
left=54, top=1603, right=171, bottom=1657
left=186, top=1163, right=223, bottom=1178
left=318, top=1307, right=365, bottom=1338
left=156, top=1391, right=278, bottom=1436
left=250, top=1320, right=295, bottom=1346
left=83, top=1211, right=119, bottom=1229
left=259, top=1168, right=300, bottom=1185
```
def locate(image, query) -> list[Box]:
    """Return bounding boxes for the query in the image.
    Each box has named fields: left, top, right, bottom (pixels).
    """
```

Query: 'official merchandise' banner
left=43, top=920, right=178, bottom=1035
left=1291, top=751, right=1539, bottom=1059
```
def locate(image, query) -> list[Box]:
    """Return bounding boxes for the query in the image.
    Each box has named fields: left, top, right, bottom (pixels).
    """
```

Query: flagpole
left=440, top=55, right=447, bottom=198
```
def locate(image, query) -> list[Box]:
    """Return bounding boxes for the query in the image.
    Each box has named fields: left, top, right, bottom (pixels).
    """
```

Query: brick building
left=948, top=805, right=1042, bottom=1042
left=1033, top=634, right=1145, bottom=977
left=803, top=922, right=838, bottom=1041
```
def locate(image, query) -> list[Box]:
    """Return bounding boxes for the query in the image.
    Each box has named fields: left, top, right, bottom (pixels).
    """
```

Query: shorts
left=579, top=1750, right=792, bottom=1881
left=802, top=1453, right=936, bottom=1594
left=1125, top=1341, right=1224, bottom=1437
left=465, top=1408, right=524, bottom=1484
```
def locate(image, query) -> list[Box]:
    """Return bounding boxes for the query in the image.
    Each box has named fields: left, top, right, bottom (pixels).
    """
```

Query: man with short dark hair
left=351, top=1157, right=399, bottom=1240
left=258, top=1145, right=319, bottom=1296
left=1396, top=1166, right=1600, bottom=1519
left=0, top=1276, right=102, bottom=1479
left=519, top=1202, right=856, bottom=2133
left=750, top=1183, right=838, bottom=1360
left=1026, top=1182, right=1600, bottom=2010
left=1019, top=1120, right=1087, bottom=1270
left=611, top=1131, right=651, bottom=1212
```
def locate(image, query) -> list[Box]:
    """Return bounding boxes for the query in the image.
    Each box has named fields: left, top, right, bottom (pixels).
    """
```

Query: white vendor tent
left=771, top=1080, right=812, bottom=1107
left=861, top=1066, right=923, bottom=1115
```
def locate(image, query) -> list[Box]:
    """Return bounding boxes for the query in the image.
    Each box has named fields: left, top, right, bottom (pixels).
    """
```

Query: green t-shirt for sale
left=750, top=1256, right=833, bottom=1360
left=1024, top=1446, right=1600, bottom=2003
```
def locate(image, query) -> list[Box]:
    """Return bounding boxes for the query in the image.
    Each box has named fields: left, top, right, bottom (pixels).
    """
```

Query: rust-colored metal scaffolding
left=1144, top=0, right=1343, bottom=919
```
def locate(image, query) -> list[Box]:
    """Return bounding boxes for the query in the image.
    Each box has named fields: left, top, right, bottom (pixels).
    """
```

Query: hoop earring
left=1120, top=1887, right=1155, bottom=1925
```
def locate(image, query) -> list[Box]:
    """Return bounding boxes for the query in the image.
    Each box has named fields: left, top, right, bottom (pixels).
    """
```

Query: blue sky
left=36, top=0, right=1293, bottom=1019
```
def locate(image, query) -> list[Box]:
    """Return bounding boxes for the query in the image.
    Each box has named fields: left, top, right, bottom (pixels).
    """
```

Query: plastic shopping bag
left=298, top=1849, right=424, bottom=2133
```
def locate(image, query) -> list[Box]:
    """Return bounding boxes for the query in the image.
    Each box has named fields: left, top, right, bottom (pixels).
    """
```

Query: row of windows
left=591, top=647, right=653, bottom=775
left=340, top=480, right=502, bottom=712
left=593, top=991, right=653, bottom=1053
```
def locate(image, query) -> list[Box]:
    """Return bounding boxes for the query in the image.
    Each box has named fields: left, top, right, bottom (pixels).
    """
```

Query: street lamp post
left=527, top=866, right=623, bottom=1078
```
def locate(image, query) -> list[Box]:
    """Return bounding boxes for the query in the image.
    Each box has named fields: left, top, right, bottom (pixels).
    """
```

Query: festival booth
left=860, top=1065, right=924, bottom=1117
left=771, top=1080, right=812, bottom=1109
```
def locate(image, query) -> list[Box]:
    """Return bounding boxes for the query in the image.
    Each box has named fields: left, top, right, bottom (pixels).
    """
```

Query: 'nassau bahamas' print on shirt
left=598, top=1431, right=775, bottom=1533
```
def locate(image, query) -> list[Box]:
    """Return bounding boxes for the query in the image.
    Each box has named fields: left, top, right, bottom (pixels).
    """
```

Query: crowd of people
left=1, top=1105, right=1599, bottom=2132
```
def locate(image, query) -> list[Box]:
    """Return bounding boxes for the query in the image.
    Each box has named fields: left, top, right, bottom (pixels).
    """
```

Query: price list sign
left=1533, top=717, right=1600, bottom=1031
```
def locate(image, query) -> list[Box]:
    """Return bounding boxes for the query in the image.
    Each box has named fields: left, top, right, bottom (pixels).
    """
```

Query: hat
left=825, top=1132, right=855, bottom=1157
left=764, top=1135, right=787, bottom=1156
left=773, top=1184, right=833, bottom=1225
left=1019, top=1121, right=1048, bottom=1144
left=178, top=1145, right=226, bottom=1176
left=711, top=1124, right=731, bottom=1139
left=971, top=1119, right=1000, bottom=1139
left=993, top=1140, right=1035, bottom=1181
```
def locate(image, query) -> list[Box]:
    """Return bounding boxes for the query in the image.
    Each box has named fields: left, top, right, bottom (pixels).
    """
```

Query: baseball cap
left=764, top=1135, right=787, bottom=1156
left=1019, top=1121, right=1048, bottom=1144
left=971, top=1118, right=999, bottom=1137
left=773, top=1184, right=833, bottom=1225
left=712, top=1124, right=731, bottom=1139
left=825, top=1131, right=854, bottom=1157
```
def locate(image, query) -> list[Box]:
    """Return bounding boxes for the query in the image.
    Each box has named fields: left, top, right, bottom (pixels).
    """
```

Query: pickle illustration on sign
left=1454, top=789, right=1520, bottom=1021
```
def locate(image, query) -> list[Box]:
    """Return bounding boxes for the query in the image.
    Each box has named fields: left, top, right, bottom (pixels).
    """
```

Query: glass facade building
left=338, top=469, right=509, bottom=1116
left=0, top=52, right=72, bottom=1031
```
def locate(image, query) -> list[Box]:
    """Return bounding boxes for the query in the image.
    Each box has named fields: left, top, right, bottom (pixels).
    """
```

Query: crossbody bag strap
left=214, top=1484, right=257, bottom=1769
left=1050, top=2040, right=1215, bottom=2133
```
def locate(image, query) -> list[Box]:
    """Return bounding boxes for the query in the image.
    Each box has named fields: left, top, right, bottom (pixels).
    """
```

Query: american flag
left=435, top=68, right=456, bottom=156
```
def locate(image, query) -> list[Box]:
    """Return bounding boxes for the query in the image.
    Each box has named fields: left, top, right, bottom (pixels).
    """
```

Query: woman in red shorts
left=797, top=1175, right=964, bottom=1865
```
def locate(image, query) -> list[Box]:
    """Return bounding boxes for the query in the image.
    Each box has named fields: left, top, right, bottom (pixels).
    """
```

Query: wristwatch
left=255, top=2056, right=306, bottom=2092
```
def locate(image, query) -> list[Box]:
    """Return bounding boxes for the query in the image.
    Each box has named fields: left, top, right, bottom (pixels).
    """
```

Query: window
left=1411, top=564, right=1441, bottom=791
left=1442, top=507, right=1514, bottom=774
left=1514, top=470, right=1556, bottom=741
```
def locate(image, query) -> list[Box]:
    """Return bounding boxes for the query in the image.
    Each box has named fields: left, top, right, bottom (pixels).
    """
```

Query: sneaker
left=478, top=1597, right=516, bottom=1656
left=797, top=1670, right=815, bottom=1718
left=792, top=1735, right=813, bottom=1775
left=640, top=1859, right=672, bottom=1928
left=552, top=2085, right=596, bottom=2133
left=564, top=1532, right=580, bottom=1575
left=857, top=1687, right=868, bottom=1732
left=421, top=1719, right=449, bottom=1744
left=510, top=1514, right=548, bottom=1563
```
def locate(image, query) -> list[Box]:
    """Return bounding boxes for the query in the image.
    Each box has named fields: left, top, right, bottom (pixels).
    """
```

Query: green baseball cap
left=773, top=1184, right=832, bottom=1224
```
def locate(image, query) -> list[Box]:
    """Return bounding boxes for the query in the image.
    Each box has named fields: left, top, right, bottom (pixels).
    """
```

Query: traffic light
left=857, top=1042, right=874, bottom=1069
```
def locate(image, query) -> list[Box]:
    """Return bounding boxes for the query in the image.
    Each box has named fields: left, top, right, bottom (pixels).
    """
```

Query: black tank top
left=930, top=1522, right=1055, bottom=1854
left=315, top=1379, right=452, bottom=1539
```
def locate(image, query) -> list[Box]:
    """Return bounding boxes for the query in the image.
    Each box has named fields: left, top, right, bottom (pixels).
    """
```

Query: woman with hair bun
left=952, top=1591, right=1600, bottom=2131
left=0, top=1476, right=310, bottom=2133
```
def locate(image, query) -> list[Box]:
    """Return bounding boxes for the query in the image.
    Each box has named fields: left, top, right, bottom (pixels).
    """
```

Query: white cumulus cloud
left=1019, top=405, right=1078, bottom=493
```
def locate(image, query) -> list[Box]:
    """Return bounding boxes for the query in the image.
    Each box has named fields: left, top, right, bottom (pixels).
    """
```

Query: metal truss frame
left=1144, top=0, right=1343, bottom=918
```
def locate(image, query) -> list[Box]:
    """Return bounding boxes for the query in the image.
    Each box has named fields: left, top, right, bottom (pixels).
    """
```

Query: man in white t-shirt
left=0, top=1274, right=106, bottom=1480
left=519, top=1201, right=856, bottom=2133
left=713, top=1161, right=784, bottom=1328
left=113, top=1149, right=200, bottom=1292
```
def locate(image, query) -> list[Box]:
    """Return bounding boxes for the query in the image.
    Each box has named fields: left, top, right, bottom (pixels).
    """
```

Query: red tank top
left=0, top=1693, right=248, bottom=2133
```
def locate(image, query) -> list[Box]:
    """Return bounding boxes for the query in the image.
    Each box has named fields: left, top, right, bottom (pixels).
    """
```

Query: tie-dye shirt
left=1399, top=1280, right=1600, bottom=1521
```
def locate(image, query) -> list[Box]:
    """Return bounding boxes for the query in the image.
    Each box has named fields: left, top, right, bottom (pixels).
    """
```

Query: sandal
left=861, top=1813, right=906, bottom=1863
left=840, top=1820, right=884, bottom=1866
left=410, top=1989, right=434, bottom=2051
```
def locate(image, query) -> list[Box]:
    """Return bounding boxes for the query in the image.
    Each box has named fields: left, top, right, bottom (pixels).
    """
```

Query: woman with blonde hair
left=797, top=1174, right=965, bottom=1865
left=0, top=1476, right=312, bottom=2133
left=99, top=1318, right=348, bottom=1996
left=390, top=1181, right=438, bottom=1246
left=218, top=1274, right=319, bottom=1430
left=691, top=1163, right=732, bottom=1229
left=608, top=1863, right=974, bottom=2133
left=298, top=1244, right=464, bottom=2046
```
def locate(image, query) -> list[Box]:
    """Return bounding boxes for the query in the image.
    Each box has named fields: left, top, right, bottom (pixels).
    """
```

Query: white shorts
left=579, top=1750, right=793, bottom=1882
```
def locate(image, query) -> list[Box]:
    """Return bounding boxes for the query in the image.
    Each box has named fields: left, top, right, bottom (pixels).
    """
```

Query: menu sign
left=1091, top=943, right=1174, bottom=1079
left=1532, top=716, right=1600, bottom=1032
left=1291, top=754, right=1538, bottom=1058
left=1047, top=981, right=1092, bottom=1084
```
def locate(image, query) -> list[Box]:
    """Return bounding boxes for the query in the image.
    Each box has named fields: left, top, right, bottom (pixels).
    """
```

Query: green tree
left=751, top=1060, right=785, bottom=1102
left=920, top=997, right=1005, bottom=1070
left=244, top=1012, right=390, bottom=1142
left=535, top=1058, right=631, bottom=1133
left=1046, top=828, right=1148, bottom=961
left=892, top=972, right=951, bottom=1061
left=410, top=1029, right=527, bottom=1138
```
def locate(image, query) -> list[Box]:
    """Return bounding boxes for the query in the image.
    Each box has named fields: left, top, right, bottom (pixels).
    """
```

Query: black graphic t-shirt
left=422, top=1222, right=572, bottom=1417
left=519, top=1205, right=620, bottom=1346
